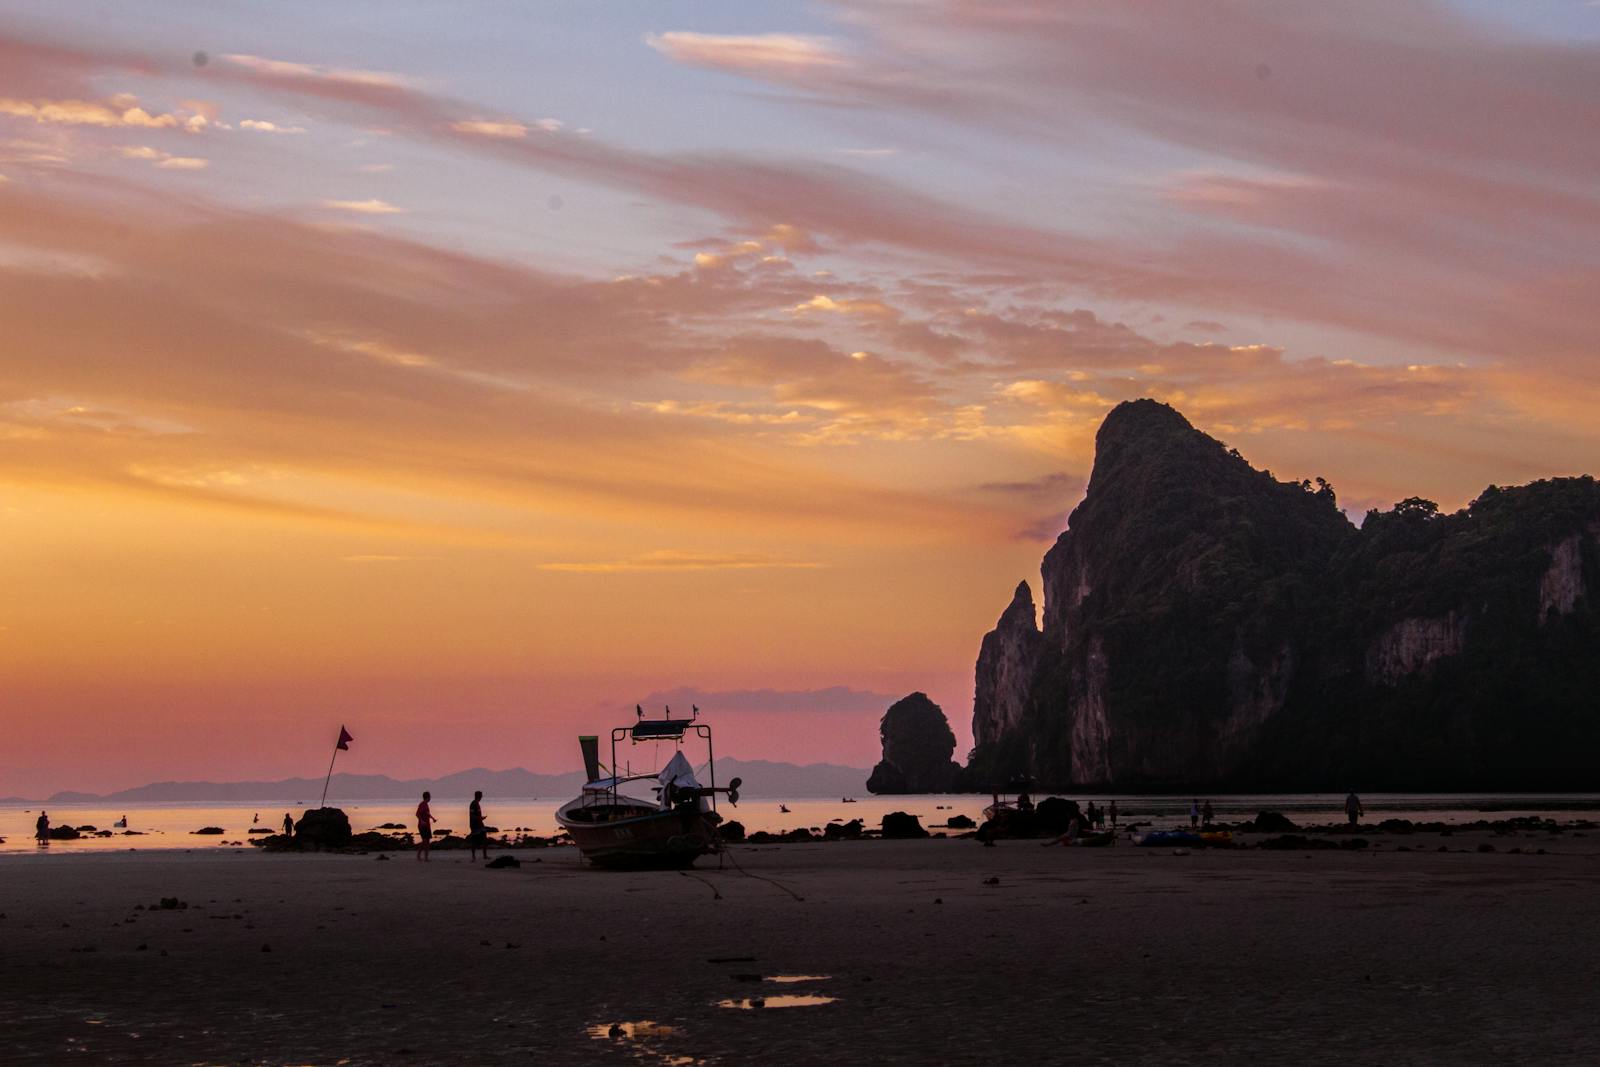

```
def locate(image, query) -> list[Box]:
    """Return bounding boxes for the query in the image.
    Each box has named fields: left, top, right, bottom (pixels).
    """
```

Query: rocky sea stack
left=866, top=693, right=964, bottom=793
left=963, top=399, right=1600, bottom=791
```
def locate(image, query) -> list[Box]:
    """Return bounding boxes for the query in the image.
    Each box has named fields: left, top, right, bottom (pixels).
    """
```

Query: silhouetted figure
left=282, top=813, right=293, bottom=837
left=1087, top=800, right=1100, bottom=828
left=1109, top=799, right=1118, bottom=830
left=468, top=790, right=489, bottom=863
left=35, top=810, right=49, bottom=845
left=1016, top=791, right=1034, bottom=812
left=253, top=812, right=259, bottom=825
left=1202, top=800, right=1215, bottom=827
left=1190, top=799, right=1200, bottom=828
left=114, top=815, right=127, bottom=828
left=416, top=791, right=436, bottom=861
left=1345, top=791, right=1364, bottom=828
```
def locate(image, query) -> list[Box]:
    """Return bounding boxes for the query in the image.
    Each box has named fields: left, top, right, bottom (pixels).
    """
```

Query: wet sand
left=2, top=831, right=1598, bottom=1065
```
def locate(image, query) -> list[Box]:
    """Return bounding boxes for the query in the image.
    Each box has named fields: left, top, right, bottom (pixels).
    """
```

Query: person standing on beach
left=1202, top=800, right=1215, bottom=827
left=416, top=791, right=437, bottom=861
left=1109, top=799, right=1118, bottom=831
left=468, top=790, right=490, bottom=863
left=282, top=813, right=294, bottom=837
left=35, top=810, right=49, bottom=845
left=1190, top=799, right=1200, bottom=828
left=1345, top=791, right=1364, bottom=828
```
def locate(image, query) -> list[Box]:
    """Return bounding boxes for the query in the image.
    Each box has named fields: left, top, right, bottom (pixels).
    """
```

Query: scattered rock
left=155, top=898, right=188, bottom=911
left=376, top=854, right=391, bottom=862
left=982, top=876, right=1000, bottom=885
left=47, top=826, right=81, bottom=840
left=1251, top=811, right=1298, bottom=833
left=261, top=943, right=271, bottom=953
left=293, top=807, right=353, bottom=849
left=719, top=821, right=746, bottom=844
left=191, top=827, right=225, bottom=835
left=945, top=814, right=977, bottom=829
left=485, top=855, right=520, bottom=869
left=880, top=812, right=929, bottom=839
left=1478, top=843, right=1496, bottom=853
left=823, top=819, right=864, bottom=841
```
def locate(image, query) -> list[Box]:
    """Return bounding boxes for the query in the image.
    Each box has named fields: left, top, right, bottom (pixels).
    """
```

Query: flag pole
left=319, top=743, right=340, bottom=808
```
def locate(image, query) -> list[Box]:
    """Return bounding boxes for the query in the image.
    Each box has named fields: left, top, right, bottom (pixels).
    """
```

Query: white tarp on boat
left=656, top=750, right=706, bottom=810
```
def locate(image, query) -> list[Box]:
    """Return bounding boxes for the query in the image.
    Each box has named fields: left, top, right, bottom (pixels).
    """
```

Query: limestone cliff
left=971, top=582, right=1042, bottom=751
left=966, top=399, right=1600, bottom=791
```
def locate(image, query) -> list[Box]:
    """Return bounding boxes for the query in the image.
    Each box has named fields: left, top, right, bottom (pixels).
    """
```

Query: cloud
left=539, top=550, right=823, bottom=573
left=451, top=119, right=528, bottom=139
left=645, top=32, right=848, bottom=75
left=118, top=145, right=208, bottom=169
left=635, top=685, right=896, bottom=715
left=221, top=54, right=410, bottom=90
left=238, top=119, right=306, bottom=134
left=0, top=96, right=205, bottom=131
left=321, top=198, right=404, bottom=214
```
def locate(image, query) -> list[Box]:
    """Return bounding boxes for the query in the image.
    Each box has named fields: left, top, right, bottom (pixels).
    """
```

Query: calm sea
left=3, top=792, right=1598, bottom=854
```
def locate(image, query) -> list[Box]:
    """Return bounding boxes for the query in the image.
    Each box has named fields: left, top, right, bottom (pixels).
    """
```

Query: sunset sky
left=4, top=2, right=1599, bottom=796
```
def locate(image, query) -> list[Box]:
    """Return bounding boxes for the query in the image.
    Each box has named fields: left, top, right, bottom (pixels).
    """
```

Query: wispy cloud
left=539, top=550, right=823, bottom=573
left=118, top=145, right=208, bottom=169
left=238, top=119, right=306, bottom=134
left=222, top=53, right=411, bottom=90
left=320, top=198, right=404, bottom=214
left=645, top=32, right=847, bottom=75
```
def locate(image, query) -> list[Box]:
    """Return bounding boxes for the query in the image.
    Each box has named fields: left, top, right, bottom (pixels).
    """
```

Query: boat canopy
left=631, top=718, right=697, bottom=740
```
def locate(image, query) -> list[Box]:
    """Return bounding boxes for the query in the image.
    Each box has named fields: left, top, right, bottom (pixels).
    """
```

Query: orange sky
left=3, top=3, right=1599, bottom=796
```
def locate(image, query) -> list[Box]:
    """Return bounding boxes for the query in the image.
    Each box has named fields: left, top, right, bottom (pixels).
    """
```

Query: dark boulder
left=866, top=693, right=964, bottom=794
left=191, top=826, right=225, bottom=835
left=719, top=820, right=746, bottom=844
left=945, top=814, right=977, bottom=829
left=485, top=855, right=520, bottom=869
left=823, top=819, right=864, bottom=840
left=1378, top=818, right=1415, bottom=834
left=293, top=807, right=352, bottom=849
left=1034, top=796, right=1087, bottom=835
left=881, top=811, right=929, bottom=839
left=47, top=825, right=81, bottom=840
left=1251, top=810, right=1298, bottom=833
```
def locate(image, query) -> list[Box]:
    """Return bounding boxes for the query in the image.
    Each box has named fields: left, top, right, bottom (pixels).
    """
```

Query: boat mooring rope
left=718, top=845, right=806, bottom=902
left=677, top=869, right=722, bottom=900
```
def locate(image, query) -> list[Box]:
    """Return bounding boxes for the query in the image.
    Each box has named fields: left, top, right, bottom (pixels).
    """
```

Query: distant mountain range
left=6, top=758, right=871, bottom=806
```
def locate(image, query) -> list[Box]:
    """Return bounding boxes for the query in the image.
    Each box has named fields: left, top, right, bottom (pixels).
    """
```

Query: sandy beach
left=3, top=828, right=1599, bottom=1066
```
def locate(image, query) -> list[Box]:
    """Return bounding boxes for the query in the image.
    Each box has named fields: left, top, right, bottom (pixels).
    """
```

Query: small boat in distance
left=556, top=705, right=741, bottom=869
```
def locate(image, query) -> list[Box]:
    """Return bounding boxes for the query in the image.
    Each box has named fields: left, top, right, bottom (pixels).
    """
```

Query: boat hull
left=556, top=797, right=717, bottom=869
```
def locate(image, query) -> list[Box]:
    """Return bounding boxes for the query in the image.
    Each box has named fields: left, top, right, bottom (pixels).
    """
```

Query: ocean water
left=3, top=792, right=1598, bottom=854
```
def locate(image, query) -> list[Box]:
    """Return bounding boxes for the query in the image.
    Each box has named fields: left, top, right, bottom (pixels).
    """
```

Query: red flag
left=336, top=726, right=354, bottom=750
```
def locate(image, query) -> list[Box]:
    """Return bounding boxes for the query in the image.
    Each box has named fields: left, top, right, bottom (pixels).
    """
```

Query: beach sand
left=3, top=831, right=1598, bottom=1065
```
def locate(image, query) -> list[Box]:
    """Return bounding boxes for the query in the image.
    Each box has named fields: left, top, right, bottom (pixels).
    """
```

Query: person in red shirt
left=416, top=791, right=437, bottom=862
